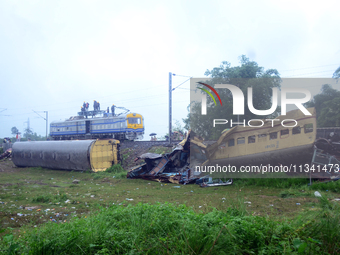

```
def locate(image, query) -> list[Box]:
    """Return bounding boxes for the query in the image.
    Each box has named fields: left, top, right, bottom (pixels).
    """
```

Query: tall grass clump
left=2, top=202, right=332, bottom=254
left=234, top=178, right=310, bottom=188
left=292, top=194, right=340, bottom=254
left=31, top=193, right=68, bottom=203
left=310, top=180, right=340, bottom=193
left=105, top=164, right=126, bottom=178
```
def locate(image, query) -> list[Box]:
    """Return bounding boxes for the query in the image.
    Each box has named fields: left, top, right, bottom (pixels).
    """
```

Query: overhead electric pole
left=44, top=111, right=48, bottom=139
left=169, top=72, right=172, bottom=144
left=33, top=110, right=49, bottom=140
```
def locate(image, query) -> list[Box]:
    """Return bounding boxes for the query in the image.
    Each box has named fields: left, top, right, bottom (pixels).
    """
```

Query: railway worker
left=93, top=100, right=97, bottom=111
left=98, top=102, right=100, bottom=111
left=111, top=104, right=115, bottom=116
left=107, top=107, right=109, bottom=113
left=83, top=101, right=86, bottom=109
left=86, top=102, right=89, bottom=110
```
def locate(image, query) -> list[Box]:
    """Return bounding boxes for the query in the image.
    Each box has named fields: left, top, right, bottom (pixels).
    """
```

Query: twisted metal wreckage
left=127, top=131, right=233, bottom=187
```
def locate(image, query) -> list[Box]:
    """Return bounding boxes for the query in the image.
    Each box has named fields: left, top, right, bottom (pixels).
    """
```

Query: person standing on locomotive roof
left=85, top=102, right=89, bottom=111
left=111, top=104, right=115, bottom=116
left=98, top=101, right=100, bottom=111
left=93, top=100, right=97, bottom=111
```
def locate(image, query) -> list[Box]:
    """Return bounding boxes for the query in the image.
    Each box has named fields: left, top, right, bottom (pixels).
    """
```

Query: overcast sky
left=0, top=0, right=339, bottom=139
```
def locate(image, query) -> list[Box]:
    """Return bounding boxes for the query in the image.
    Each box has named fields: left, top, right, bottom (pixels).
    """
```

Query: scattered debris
left=199, top=178, right=233, bottom=188
left=0, top=148, right=12, bottom=161
left=25, top=206, right=40, bottom=210
left=314, top=191, right=322, bottom=197
left=72, top=179, right=80, bottom=184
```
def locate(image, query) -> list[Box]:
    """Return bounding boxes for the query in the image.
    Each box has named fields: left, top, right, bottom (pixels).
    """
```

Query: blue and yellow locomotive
left=50, top=112, right=144, bottom=141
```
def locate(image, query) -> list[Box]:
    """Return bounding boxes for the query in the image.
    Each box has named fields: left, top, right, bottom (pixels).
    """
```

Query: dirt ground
left=0, top=157, right=18, bottom=173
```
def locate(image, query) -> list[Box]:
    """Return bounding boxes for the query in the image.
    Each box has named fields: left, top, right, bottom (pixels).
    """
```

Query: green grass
left=1, top=161, right=340, bottom=254
left=1, top=201, right=340, bottom=254
left=147, top=146, right=172, bottom=155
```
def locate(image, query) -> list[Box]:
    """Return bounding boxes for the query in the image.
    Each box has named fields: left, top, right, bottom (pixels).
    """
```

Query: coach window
left=258, top=134, right=267, bottom=142
left=292, top=126, right=301, bottom=135
left=269, top=132, right=277, bottom=140
left=304, top=123, right=313, bottom=133
left=237, top=137, right=245, bottom=144
left=280, top=129, right=289, bottom=138
left=228, top=138, right=235, bottom=147
left=248, top=135, right=256, bottom=144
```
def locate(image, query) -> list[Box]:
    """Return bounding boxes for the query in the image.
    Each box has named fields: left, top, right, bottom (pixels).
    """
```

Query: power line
left=172, top=77, right=192, bottom=91
left=172, top=74, right=192, bottom=78
left=280, top=64, right=339, bottom=72
left=282, top=70, right=336, bottom=77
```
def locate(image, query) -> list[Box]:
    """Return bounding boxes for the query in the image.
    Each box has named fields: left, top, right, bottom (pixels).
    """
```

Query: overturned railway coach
left=197, top=108, right=317, bottom=168
left=12, top=139, right=120, bottom=172
left=50, top=113, right=144, bottom=141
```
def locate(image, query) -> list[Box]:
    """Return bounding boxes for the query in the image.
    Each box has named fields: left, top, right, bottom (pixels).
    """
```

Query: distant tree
left=173, top=120, right=186, bottom=134
left=11, top=127, right=19, bottom=136
left=159, top=120, right=187, bottom=141
left=183, top=105, right=190, bottom=131
left=185, top=55, right=281, bottom=140
left=304, top=84, right=340, bottom=127
left=29, top=132, right=46, bottom=141
left=24, top=127, right=33, bottom=139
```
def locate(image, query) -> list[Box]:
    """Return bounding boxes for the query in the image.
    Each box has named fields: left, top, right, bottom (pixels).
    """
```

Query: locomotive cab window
left=128, top=118, right=141, bottom=124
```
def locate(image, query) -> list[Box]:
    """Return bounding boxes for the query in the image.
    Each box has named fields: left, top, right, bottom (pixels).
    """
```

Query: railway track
left=120, top=140, right=181, bottom=148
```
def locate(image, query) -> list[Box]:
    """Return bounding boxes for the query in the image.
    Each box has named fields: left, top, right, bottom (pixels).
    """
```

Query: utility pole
left=23, top=118, right=31, bottom=138
left=33, top=110, right=48, bottom=140
left=44, top=111, right=48, bottom=139
left=169, top=72, right=172, bottom=144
